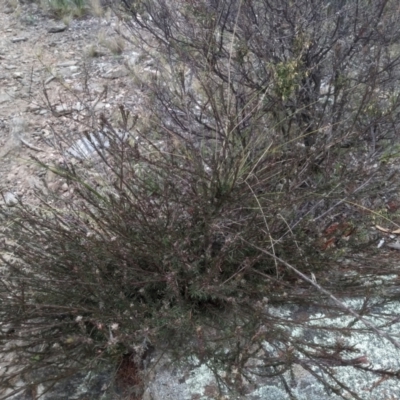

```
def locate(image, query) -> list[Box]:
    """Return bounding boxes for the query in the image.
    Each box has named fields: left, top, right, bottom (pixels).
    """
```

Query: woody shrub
left=2, top=0, right=400, bottom=398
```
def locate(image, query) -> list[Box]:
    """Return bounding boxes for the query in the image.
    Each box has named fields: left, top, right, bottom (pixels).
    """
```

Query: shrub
left=2, top=0, right=400, bottom=398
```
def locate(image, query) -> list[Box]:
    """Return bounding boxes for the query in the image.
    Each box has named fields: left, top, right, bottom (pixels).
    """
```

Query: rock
left=141, top=299, right=400, bottom=399
left=102, top=66, right=129, bottom=79
left=11, top=37, right=28, bottom=43
left=92, top=101, right=106, bottom=111
left=73, top=102, right=84, bottom=112
left=0, top=117, right=25, bottom=158
left=47, top=24, right=67, bottom=33
left=27, top=177, right=48, bottom=195
left=55, top=104, right=74, bottom=116
left=25, top=105, right=41, bottom=113
left=125, top=52, right=140, bottom=70
left=67, top=130, right=130, bottom=159
left=57, top=66, right=79, bottom=78
left=67, top=133, right=109, bottom=159
left=10, top=116, right=27, bottom=141
left=3, top=192, right=18, bottom=207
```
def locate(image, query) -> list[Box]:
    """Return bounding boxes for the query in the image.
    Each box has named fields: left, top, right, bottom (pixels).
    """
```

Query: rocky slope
left=0, top=1, right=137, bottom=203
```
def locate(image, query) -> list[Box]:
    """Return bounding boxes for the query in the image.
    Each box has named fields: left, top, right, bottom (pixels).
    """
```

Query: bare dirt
left=0, top=1, right=138, bottom=203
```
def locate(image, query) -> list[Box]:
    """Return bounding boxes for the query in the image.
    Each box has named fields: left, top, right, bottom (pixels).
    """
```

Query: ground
left=0, top=1, right=137, bottom=202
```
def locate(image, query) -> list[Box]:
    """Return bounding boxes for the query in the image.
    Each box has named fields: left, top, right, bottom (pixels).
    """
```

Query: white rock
left=3, top=192, right=18, bottom=207
left=67, top=130, right=130, bottom=159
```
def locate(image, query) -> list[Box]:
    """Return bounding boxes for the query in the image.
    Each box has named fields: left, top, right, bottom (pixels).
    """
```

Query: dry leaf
left=325, top=223, right=340, bottom=235
left=343, top=226, right=356, bottom=237
left=376, top=225, right=391, bottom=233
left=322, top=237, right=336, bottom=250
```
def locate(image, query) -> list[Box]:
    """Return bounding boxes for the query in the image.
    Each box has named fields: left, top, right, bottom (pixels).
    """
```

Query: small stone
left=53, top=104, right=73, bottom=116
left=47, top=24, right=67, bottom=33
left=102, top=67, right=129, bottom=79
left=61, top=183, right=69, bottom=192
left=4, top=192, right=18, bottom=207
left=48, top=181, right=61, bottom=192
left=73, top=102, right=84, bottom=112
left=93, top=101, right=106, bottom=111
left=58, top=66, right=79, bottom=78
left=11, top=37, right=28, bottom=43
left=26, top=105, right=41, bottom=112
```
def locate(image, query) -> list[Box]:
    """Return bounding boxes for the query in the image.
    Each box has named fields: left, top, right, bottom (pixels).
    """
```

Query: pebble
left=3, top=192, right=18, bottom=207
left=11, top=37, right=28, bottom=43
left=47, top=24, right=67, bottom=33
left=102, top=66, right=129, bottom=79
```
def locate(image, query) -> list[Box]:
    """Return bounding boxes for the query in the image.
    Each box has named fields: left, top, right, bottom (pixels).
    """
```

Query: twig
left=20, top=137, right=43, bottom=152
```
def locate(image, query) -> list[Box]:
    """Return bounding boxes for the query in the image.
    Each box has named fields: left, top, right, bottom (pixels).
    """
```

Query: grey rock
left=67, top=133, right=108, bottom=159
left=67, top=130, right=130, bottom=159
left=4, top=192, right=18, bottom=207
left=47, top=24, right=67, bottom=33
left=10, top=116, right=27, bottom=141
left=124, top=52, right=140, bottom=70
left=142, top=299, right=400, bottom=400
left=25, top=105, right=41, bottom=113
left=57, top=66, right=79, bottom=78
left=0, top=116, right=25, bottom=158
left=11, top=37, right=28, bottom=43
left=73, top=102, right=84, bottom=112
left=54, top=104, right=74, bottom=116
left=3, top=7, right=14, bottom=14
left=102, top=66, right=129, bottom=79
